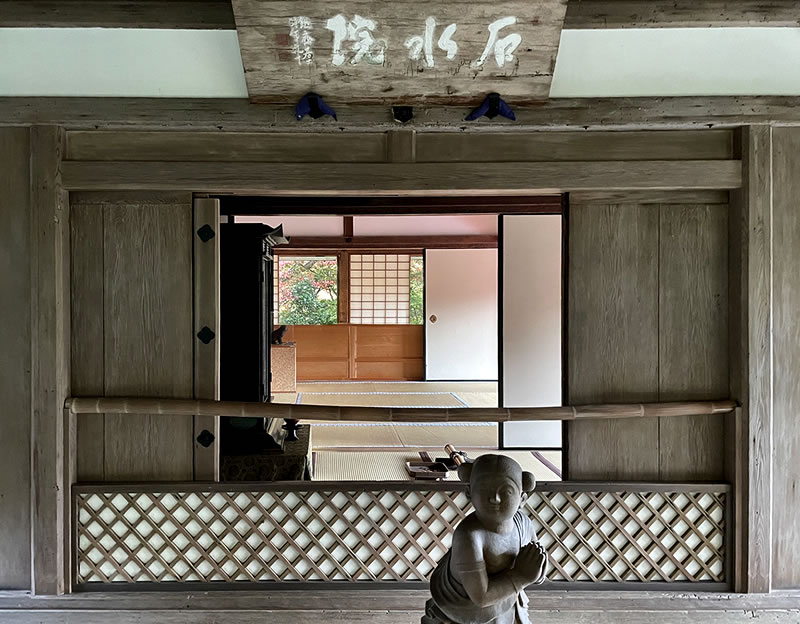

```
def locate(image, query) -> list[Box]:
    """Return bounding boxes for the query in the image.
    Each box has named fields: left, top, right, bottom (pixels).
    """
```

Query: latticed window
left=350, top=253, right=423, bottom=325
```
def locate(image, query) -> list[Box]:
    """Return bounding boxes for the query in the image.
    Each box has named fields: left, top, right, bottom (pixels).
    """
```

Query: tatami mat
left=312, top=449, right=562, bottom=482
left=298, top=392, right=465, bottom=408
left=312, top=423, right=497, bottom=449
left=296, top=381, right=497, bottom=394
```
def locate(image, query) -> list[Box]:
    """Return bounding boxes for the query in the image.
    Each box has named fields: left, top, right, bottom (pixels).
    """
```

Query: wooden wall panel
left=567, top=203, right=660, bottom=480
left=0, top=127, right=31, bottom=589
left=416, top=130, right=733, bottom=163
left=353, top=325, right=424, bottom=359
left=771, top=127, right=800, bottom=589
left=286, top=324, right=423, bottom=381
left=568, top=200, right=730, bottom=481
left=658, top=204, right=728, bottom=480
left=101, top=198, right=194, bottom=481
left=70, top=204, right=105, bottom=481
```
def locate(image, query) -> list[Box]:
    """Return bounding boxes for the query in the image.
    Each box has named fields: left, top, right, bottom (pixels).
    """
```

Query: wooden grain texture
left=60, top=160, right=742, bottom=193
left=770, top=126, right=800, bottom=590
left=567, top=203, right=659, bottom=480
left=66, top=132, right=387, bottom=162
left=729, top=125, right=773, bottom=593
left=4, top=0, right=800, bottom=30
left=657, top=204, right=728, bottom=481
left=102, top=198, right=194, bottom=481
left=193, top=198, right=220, bottom=481
left=386, top=130, right=416, bottom=163
left=9, top=97, right=800, bottom=132
left=416, top=130, right=733, bottom=162
left=565, top=0, right=800, bottom=29
left=30, top=126, right=71, bottom=596
left=569, top=190, right=729, bottom=204
left=3, top=608, right=797, bottom=624
left=231, top=0, right=567, bottom=104
left=70, top=203, right=105, bottom=481
left=0, top=0, right=235, bottom=28
left=0, top=128, right=31, bottom=590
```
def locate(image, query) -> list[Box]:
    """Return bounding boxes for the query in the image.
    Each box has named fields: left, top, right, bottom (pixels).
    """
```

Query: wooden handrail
left=64, top=397, right=737, bottom=423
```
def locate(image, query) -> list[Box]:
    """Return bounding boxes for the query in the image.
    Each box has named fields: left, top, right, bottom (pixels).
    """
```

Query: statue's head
left=458, top=454, right=536, bottom=529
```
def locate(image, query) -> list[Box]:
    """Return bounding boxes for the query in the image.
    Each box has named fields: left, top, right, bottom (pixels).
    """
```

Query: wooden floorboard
left=1, top=591, right=799, bottom=623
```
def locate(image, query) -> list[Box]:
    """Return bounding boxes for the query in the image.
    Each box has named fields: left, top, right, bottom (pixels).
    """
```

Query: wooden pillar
left=193, top=197, right=221, bottom=481
left=729, top=125, right=772, bottom=593
left=30, top=125, right=74, bottom=595
left=0, top=128, right=33, bottom=590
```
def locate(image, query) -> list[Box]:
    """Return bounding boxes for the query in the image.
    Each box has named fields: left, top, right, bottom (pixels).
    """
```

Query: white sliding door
left=425, top=249, right=498, bottom=381
left=501, top=215, right=562, bottom=448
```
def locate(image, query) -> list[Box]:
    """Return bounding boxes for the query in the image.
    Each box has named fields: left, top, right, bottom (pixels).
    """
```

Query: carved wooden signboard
left=231, top=0, right=568, bottom=105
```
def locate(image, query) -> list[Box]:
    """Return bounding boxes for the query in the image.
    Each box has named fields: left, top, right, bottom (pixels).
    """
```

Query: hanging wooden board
left=231, top=0, right=568, bottom=104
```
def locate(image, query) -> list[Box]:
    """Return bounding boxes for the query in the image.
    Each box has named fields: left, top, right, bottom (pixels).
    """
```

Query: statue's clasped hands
left=514, top=541, right=548, bottom=584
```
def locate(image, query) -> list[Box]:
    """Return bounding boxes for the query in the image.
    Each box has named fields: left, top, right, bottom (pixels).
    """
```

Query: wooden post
left=30, top=125, right=73, bottom=595
left=193, top=198, right=221, bottom=481
left=729, top=125, right=772, bottom=593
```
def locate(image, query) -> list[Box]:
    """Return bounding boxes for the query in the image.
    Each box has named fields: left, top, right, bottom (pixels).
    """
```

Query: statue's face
left=470, top=475, right=522, bottom=526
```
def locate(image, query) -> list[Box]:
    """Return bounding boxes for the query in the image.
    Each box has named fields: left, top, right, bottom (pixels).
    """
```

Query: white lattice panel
left=74, top=486, right=726, bottom=585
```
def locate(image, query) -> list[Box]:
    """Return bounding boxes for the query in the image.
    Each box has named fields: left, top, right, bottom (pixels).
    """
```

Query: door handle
left=429, top=314, right=437, bottom=323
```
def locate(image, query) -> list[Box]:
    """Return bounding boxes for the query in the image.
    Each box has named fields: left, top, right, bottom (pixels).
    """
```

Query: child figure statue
left=422, top=454, right=548, bottom=624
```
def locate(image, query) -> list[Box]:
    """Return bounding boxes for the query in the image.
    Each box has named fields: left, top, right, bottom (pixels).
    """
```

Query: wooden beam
left=565, top=0, right=800, bottom=29
left=6, top=97, right=800, bottom=132
left=222, top=195, right=562, bottom=216
left=192, top=198, right=220, bottom=481
left=0, top=0, right=235, bottom=28
left=30, top=125, right=72, bottom=595
left=2, top=0, right=799, bottom=29
left=60, top=160, right=742, bottom=193
left=284, top=236, right=498, bottom=250
left=66, top=396, right=736, bottom=423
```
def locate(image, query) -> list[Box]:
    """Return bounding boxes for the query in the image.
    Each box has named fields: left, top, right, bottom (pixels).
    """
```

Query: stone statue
left=423, top=454, right=548, bottom=624
left=271, top=324, right=288, bottom=345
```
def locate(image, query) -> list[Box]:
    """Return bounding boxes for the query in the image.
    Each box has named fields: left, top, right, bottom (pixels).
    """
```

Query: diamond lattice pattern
left=75, top=488, right=725, bottom=584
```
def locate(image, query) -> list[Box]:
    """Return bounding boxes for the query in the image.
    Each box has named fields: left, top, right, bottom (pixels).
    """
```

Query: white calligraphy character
left=471, top=16, right=521, bottom=69
left=289, top=16, right=315, bottom=65
left=404, top=17, right=458, bottom=68
left=326, top=14, right=386, bottom=66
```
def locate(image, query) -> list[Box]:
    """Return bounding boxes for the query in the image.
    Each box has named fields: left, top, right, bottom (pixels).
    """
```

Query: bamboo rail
left=64, top=397, right=736, bottom=423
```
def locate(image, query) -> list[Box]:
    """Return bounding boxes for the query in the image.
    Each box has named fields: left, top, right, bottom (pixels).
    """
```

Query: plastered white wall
left=354, top=215, right=498, bottom=236
left=236, top=215, right=343, bottom=236
left=3, top=27, right=800, bottom=97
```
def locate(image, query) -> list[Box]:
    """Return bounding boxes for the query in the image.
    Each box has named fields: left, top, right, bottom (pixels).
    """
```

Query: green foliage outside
left=278, top=258, right=338, bottom=325
left=409, top=256, right=424, bottom=325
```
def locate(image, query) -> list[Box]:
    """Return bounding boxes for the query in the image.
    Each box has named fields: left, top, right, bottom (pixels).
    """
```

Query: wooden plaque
left=231, top=0, right=568, bottom=104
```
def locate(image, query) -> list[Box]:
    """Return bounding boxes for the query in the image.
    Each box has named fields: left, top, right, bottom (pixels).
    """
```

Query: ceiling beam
left=1, top=0, right=797, bottom=29
left=279, top=236, right=498, bottom=250
left=222, top=196, right=561, bottom=216
left=565, top=1, right=800, bottom=29
left=7, top=97, right=800, bottom=131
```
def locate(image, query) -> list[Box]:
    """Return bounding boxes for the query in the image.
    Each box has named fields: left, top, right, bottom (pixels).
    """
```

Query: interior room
left=218, top=200, right=564, bottom=482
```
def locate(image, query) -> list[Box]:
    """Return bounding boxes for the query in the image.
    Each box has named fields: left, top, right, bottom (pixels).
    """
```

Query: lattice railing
left=73, top=483, right=728, bottom=588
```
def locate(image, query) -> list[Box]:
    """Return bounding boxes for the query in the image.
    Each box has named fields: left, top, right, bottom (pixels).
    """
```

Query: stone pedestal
left=271, top=343, right=296, bottom=393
